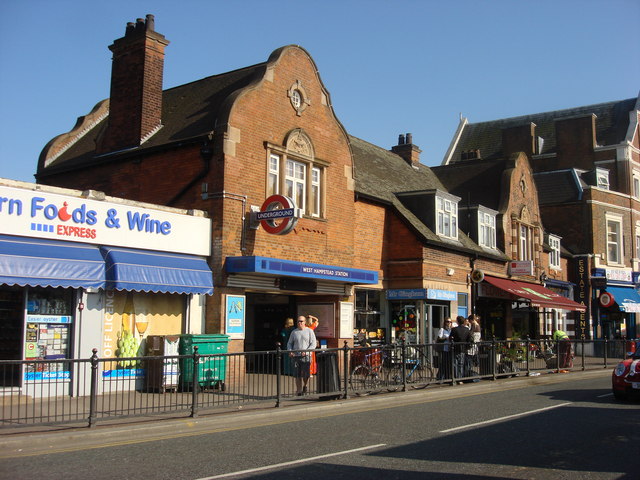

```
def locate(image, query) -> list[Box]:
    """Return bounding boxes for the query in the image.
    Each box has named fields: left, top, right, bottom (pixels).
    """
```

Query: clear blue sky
left=1, top=0, right=638, bottom=183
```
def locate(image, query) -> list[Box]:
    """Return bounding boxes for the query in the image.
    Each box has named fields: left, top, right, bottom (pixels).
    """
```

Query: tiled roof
left=431, top=158, right=508, bottom=211
left=39, top=63, right=267, bottom=172
left=446, top=98, right=636, bottom=164
left=533, top=170, right=584, bottom=205
left=350, top=135, right=507, bottom=259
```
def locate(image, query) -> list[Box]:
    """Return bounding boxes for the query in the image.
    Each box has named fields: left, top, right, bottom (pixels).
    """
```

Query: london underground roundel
left=258, top=195, right=299, bottom=235
left=599, top=291, right=615, bottom=308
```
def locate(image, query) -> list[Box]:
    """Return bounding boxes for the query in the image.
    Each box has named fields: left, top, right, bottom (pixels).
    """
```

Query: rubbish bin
left=146, top=335, right=180, bottom=392
left=179, top=334, right=229, bottom=391
left=478, top=343, right=495, bottom=376
left=316, top=351, right=340, bottom=397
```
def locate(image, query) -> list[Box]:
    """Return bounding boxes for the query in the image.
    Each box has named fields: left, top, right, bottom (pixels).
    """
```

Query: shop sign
left=386, top=289, right=427, bottom=300
left=26, top=314, right=72, bottom=324
left=508, top=261, right=533, bottom=276
left=225, top=294, right=246, bottom=339
left=255, top=195, right=301, bottom=235
left=0, top=184, right=210, bottom=255
left=604, top=268, right=632, bottom=283
left=427, top=289, right=457, bottom=301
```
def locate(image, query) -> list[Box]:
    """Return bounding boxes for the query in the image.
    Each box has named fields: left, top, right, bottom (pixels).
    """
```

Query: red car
left=612, top=340, right=640, bottom=400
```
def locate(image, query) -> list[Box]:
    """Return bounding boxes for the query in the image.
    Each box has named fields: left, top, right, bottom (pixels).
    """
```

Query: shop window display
left=354, top=290, right=385, bottom=346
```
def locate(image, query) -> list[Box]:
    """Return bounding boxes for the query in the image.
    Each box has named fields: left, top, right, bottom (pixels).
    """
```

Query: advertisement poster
left=102, top=290, right=183, bottom=376
left=298, top=303, right=335, bottom=338
left=225, top=295, right=246, bottom=339
left=339, top=302, right=354, bottom=339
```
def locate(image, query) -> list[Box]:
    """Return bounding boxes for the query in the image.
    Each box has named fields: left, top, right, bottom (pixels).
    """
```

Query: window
left=549, top=235, right=561, bottom=270
left=606, top=216, right=623, bottom=264
left=436, top=196, right=458, bottom=239
left=596, top=168, right=609, bottom=190
left=518, top=224, right=533, bottom=261
left=635, top=224, right=640, bottom=259
left=633, top=172, right=640, bottom=199
left=266, top=131, right=325, bottom=218
left=267, top=154, right=280, bottom=196
left=479, top=211, right=496, bottom=249
left=285, top=159, right=306, bottom=212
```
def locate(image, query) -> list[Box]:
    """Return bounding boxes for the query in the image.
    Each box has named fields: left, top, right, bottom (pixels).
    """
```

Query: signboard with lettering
left=0, top=184, right=210, bottom=255
left=508, top=261, right=533, bottom=276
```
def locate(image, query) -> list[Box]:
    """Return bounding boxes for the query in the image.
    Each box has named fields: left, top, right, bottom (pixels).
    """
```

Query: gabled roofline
left=442, top=115, right=467, bottom=165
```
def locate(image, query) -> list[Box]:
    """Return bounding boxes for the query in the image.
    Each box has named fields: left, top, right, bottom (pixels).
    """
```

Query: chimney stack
left=97, top=14, right=170, bottom=154
left=391, top=132, right=421, bottom=166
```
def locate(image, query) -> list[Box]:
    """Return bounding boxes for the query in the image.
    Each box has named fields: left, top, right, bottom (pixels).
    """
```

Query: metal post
left=603, top=338, right=608, bottom=368
left=342, top=341, right=349, bottom=399
left=525, top=336, right=530, bottom=375
left=581, top=338, right=585, bottom=371
left=190, top=345, right=199, bottom=418
left=401, top=338, right=407, bottom=391
left=275, top=343, right=282, bottom=408
left=88, top=348, right=99, bottom=428
left=492, top=338, right=497, bottom=381
left=451, top=339, right=457, bottom=385
left=555, top=339, right=560, bottom=372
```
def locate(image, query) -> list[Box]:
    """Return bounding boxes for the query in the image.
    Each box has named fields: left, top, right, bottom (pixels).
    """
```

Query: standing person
left=436, top=318, right=453, bottom=380
left=306, top=314, right=320, bottom=375
left=552, top=327, right=572, bottom=369
left=279, top=317, right=295, bottom=375
left=287, top=315, right=317, bottom=395
left=450, top=315, right=473, bottom=383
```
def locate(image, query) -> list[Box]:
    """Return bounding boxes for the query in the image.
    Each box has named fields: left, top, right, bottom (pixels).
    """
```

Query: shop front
left=476, top=275, right=586, bottom=339
left=0, top=180, right=213, bottom=395
left=594, top=268, right=640, bottom=340
left=224, top=256, right=378, bottom=361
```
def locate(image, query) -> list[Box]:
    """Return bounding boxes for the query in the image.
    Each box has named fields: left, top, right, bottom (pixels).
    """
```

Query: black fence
left=0, top=339, right=633, bottom=429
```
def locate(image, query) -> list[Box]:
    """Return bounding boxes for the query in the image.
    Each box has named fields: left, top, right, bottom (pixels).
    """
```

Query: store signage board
left=339, top=302, right=354, bottom=339
left=427, top=289, right=457, bottom=301
left=225, top=295, right=246, bottom=339
left=508, top=261, right=533, bottom=276
left=0, top=185, right=210, bottom=256
left=26, top=314, right=72, bottom=324
left=387, top=289, right=427, bottom=300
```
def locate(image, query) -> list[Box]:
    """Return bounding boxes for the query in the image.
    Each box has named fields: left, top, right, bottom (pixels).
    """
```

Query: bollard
left=342, top=341, right=349, bottom=399
left=191, top=345, right=200, bottom=418
left=88, top=348, right=99, bottom=428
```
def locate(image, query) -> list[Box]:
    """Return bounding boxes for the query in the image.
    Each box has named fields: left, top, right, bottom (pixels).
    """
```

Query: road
left=1, top=371, right=637, bottom=479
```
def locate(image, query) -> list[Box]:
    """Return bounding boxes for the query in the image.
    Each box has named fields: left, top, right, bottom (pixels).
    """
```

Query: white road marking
left=597, top=393, right=613, bottom=398
left=197, top=443, right=387, bottom=479
left=439, top=402, right=572, bottom=433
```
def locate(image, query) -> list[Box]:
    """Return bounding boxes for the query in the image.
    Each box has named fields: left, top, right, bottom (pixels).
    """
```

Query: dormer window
left=596, top=167, right=609, bottom=190
left=436, top=195, right=458, bottom=240
left=478, top=210, right=497, bottom=249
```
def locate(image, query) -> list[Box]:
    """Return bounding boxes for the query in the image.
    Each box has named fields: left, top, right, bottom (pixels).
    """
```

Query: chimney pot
left=398, top=134, right=405, bottom=145
left=145, top=14, right=155, bottom=31
left=406, top=133, right=413, bottom=145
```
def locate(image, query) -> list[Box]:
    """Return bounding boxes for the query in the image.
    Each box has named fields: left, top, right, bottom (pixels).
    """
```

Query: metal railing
left=1, top=339, right=632, bottom=429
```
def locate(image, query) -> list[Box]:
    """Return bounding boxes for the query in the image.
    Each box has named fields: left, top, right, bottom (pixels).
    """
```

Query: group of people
left=279, top=314, right=319, bottom=395
left=436, top=314, right=481, bottom=382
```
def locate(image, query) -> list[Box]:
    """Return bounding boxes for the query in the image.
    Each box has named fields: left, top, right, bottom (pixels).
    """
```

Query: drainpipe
left=201, top=190, right=247, bottom=252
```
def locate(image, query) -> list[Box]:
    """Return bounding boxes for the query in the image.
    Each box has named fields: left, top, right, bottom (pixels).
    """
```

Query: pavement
left=0, top=368, right=612, bottom=458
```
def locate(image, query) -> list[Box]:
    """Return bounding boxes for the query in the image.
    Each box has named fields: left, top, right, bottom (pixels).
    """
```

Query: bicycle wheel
left=408, top=363, right=435, bottom=389
left=384, top=364, right=404, bottom=391
left=349, top=365, right=374, bottom=394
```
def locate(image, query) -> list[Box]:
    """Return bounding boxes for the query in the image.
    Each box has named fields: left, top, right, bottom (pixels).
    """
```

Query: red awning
left=483, top=275, right=586, bottom=312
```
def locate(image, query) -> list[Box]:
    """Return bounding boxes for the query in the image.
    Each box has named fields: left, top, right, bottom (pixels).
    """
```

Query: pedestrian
left=279, top=317, right=295, bottom=375
left=552, top=327, right=573, bottom=369
left=450, top=315, right=473, bottom=383
left=436, top=317, right=453, bottom=380
left=306, top=314, right=320, bottom=375
left=287, top=315, right=317, bottom=395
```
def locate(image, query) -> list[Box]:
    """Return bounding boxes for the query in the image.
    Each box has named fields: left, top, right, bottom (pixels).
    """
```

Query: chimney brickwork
left=391, top=132, right=421, bottom=166
left=98, top=14, right=169, bottom=154
left=502, top=123, right=536, bottom=158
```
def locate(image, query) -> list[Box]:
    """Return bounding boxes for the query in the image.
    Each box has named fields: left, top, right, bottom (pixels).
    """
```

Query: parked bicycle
left=385, top=345, right=434, bottom=390
left=348, top=348, right=388, bottom=394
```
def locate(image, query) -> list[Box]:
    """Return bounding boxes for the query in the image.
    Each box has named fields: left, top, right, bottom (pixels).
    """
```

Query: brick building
left=442, top=95, right=640, bottom=340
left=35, top=14, right=584, bottom=352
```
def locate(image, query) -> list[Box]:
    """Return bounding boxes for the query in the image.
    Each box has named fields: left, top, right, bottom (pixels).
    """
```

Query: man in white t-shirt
left=287, top=315, right=317, bottom=395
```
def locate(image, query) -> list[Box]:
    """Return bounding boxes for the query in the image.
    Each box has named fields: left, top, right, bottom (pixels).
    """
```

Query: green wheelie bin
left=179, top=334, right=229, bottom=391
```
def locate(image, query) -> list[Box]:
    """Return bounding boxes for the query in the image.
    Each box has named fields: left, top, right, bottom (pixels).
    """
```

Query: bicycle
left=385, top=345, right=435, bottom=391
left=348, top=347, right=389, bottom=394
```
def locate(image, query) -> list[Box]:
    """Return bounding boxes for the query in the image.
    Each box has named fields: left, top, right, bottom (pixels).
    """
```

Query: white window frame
left=310, top=167, right=321, bottom=218
left=478, top=211, right=496, bottom=249
left=605, top=213, right=623, bottom=265
left=633, top=171, right=640, bottom=199
left=267, top=154, right=280, bottom=196
left=548, top=235, right=561, bottom=270
left=285, top=159, right=306, bottom=213
left=596, top=167, right=609, bottom=190
left=635, top=223, right=640, bottom=260
left=518, top=224, right=533, bottom=261
left=436, top=195, right=458, bottom=240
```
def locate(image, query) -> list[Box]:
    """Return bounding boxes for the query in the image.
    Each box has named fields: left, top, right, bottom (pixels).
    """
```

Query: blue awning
left=604, top=286, right=640, bottom=313
left=0, top=234, right=105, bottom=289
left=100, top=246, right=213, bottom=295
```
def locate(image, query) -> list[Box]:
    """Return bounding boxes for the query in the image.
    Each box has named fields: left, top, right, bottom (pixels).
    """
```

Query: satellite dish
left=471, top=269, right=485, bottom=283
